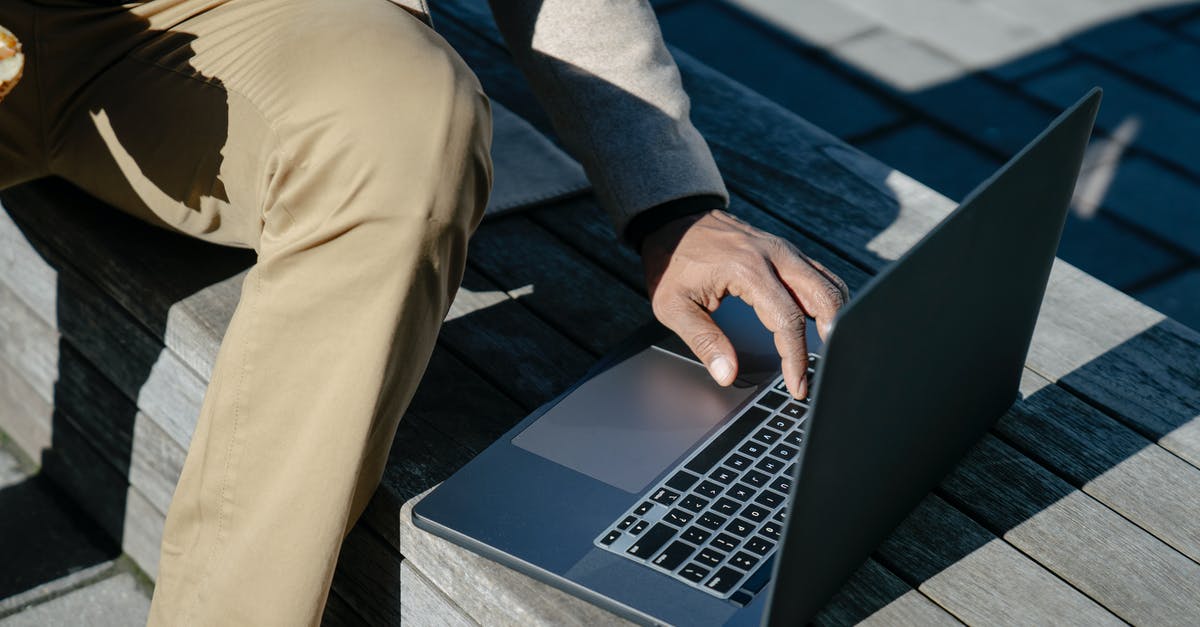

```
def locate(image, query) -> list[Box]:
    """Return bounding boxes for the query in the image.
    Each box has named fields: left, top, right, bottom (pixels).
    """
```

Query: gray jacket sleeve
left=487, top=0, right=729, bottom=239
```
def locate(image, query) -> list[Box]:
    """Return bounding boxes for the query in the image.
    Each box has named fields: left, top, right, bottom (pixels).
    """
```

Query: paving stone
left=978, top=0, right=1149, bottom=39
left=1064, top=16, right=1174, bottom=59
left=833, top=0, right=1052, bottom=68
left=1099, top=156, right=1200, bottom=258
left=1057, top=212, right=1185, bottom=291
left=1143, top=4, right=1200, bottom=24
left=0, top=473, right=119, bottom=602
left=0, top=573, right=149, bottom=627
left=856, top=122, right=1000, bottom=200
left=832, top=29, right=966, bottom=92
left=1023, top=61, right=1200, bottom=177
left=987, top=45, right=1073, bottom=82
left=722, top=0, right=877, bottom=47
left=1136, top=268, right=1200, bottom=330
left=658, top=1, right=904, bottom=138
left=1182, top=17, right=1200, bottom=40
left=906, top=74, right=1056, bottom=155
left=1119, top=39, right=1200, bottom=106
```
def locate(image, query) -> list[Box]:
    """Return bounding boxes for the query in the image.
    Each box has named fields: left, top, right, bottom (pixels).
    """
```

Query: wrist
left=624, top=194, right=725, bottom=255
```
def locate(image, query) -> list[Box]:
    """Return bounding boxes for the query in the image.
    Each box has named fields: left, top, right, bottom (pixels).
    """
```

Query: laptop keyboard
left=593, top=354, right=818, bottom=603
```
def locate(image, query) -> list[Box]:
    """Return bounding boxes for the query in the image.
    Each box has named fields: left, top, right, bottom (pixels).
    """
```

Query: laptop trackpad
left=513, top=346, right=756, bottom=493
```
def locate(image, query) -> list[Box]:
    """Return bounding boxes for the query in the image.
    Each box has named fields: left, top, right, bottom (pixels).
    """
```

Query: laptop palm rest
left=513, top=346, right=756, bottom=493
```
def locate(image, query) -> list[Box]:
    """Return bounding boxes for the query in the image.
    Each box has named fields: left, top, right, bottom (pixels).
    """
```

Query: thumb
left=658, top=299, right=739, bottom=386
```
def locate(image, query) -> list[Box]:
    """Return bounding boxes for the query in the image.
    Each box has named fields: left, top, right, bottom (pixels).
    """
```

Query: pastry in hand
left=0, top=25, right=24, bottom=103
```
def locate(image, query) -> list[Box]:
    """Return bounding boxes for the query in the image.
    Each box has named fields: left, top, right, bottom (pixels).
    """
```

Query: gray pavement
left=659, top=0, right=1200, bottom=330
left=0, top=437, right=151, bottom=625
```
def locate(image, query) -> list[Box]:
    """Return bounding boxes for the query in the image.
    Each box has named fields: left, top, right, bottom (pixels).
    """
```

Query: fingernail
left=797, top=376, right=808, bottom=400
left=821, top=320, right=834, bottom=337
left=710, top=356, right=734, bottom=385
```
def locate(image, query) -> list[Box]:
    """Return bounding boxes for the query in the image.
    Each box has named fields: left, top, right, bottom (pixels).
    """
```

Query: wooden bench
left=3, top=0, right=1200, bottom=624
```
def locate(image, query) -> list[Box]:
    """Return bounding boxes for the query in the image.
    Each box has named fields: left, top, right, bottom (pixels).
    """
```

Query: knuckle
left=821, top=280, right=848, bottom=310
left=690, top=331, right=724, bottom=359
left=778, top=307, right=807, bottom=332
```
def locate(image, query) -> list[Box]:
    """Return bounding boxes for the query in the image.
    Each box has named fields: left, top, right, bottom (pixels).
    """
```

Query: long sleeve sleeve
left=486, top=0, right=729, bottom=242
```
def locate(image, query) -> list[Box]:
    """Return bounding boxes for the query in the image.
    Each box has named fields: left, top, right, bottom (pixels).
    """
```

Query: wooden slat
left=877, top=494, right=1119, bottom=626
left=941, top=435, right=1200, bottom=624
left=1008, top=371, right=1200, bottom=563
left=399, top=561, right=476, bottom=627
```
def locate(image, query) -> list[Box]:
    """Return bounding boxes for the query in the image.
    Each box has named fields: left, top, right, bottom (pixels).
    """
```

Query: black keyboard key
left=634, top=501, right=654, bottom=516
left=745, top=536, right=773, bottom=555
left=738, top=441, right=768, bottom=458
left=771, top=444, right=798, bottom=460
left=713, top=497, right=740, bottom=516
left=741, top=503, right=771, bottom=522
left=768, top=416, right=796, bottom=431
left=769, top=477, right=792, bottom=494
left=785, top=463, right=796, bottom=476
left=725, top=453, right=753, bottom=471
left=760, top=521, right=782, bottom=541
left=650, top=488, right=681, bottom=506
left=758, top=391, right=789, bottom=410
left=755, top=490, right=784, bottom=509
left=617, top=515, right=637, bottom=530
left=781, top=403, right=807, bottom=419
left=601, top=530, right=621, bottom=545
left=697, top=512, right=727, bottom=530
left=680, top=495, right=709, bottom=513
left=682, top=526, right=711, bottom=545
left=756, top=457, right=784, bottom=473
left=712, top=533, right=739, bottom=552
left=666, top=471, right=700, bottom=492
left=664, top=508, right=693, bottom=527
left=697, top=548, right=725, bottom=567
left=727, top=483, right=755, bottom=502
left=627, top=523, right=676, bottom=558
left=730, top=551, right=759, bottom=571
left=705, top=567, right=744, bottom=594
left=752, top=428, right=780, bottom=445
left=653, top=541, right=696, bottom=571
left=727, top=518, right=755, bottom=537
left=710, top=468, right=738, bottom=485
left=743, top=470, right=770, bottom=487
left=694, top=480, right=723, bottom=498
left=685, top=406, right=770, bottom=474
left=632, top=520, right=649, bottom=534
left=680, top=563, right=710, bottom=583
left=773, top=509, right=786, bottom=522
left=784, top=431, right=803, bottom=447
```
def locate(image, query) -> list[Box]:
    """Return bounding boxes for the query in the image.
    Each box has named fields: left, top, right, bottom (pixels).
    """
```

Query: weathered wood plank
left=814, top=559, right=962, bottom=627
left=877, top=494, right=1120, bottom=626
left=1009, top=371, right=1200, bottom=563
left=941, top=435, right=1200, bottom=624
left=0, top=354, right=165, bottom=580
left=399, top=561, right=476, bottom=627
left=330, top=525, right=405, bottom=627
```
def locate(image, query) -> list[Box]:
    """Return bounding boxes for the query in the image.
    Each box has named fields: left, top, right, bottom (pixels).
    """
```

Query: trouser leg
left=35, top=0, right=492, bottom=623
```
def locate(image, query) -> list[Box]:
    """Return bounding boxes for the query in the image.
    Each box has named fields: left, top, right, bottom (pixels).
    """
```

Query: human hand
left=641, top=210, right=849, bottom=399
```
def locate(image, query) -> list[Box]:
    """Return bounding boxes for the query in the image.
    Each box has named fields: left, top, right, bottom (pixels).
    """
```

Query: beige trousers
left=0, top=0, right=492, bottom=624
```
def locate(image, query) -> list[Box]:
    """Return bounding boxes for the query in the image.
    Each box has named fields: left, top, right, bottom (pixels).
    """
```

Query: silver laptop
left=414, top=89, right=1101, bottom=625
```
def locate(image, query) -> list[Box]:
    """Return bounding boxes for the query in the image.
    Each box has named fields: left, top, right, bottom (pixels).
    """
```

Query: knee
left=262, top=2, right=492, bottom=250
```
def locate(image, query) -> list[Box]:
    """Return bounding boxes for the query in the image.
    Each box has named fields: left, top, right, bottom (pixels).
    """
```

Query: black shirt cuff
left=623, top=194, right=725, bottom=253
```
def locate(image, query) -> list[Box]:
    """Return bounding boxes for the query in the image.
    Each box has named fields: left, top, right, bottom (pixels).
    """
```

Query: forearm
left=487, top=0, right=728, bottom=244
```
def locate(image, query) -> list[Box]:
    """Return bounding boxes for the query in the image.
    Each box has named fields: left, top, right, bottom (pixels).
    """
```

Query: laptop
left=413, top=89, right=1101, bottom=625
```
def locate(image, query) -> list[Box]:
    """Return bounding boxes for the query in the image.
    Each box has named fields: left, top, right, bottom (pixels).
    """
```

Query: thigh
left=45, top=0, right=479, bottom=251
left=0, top=3, right=46, bottom=190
